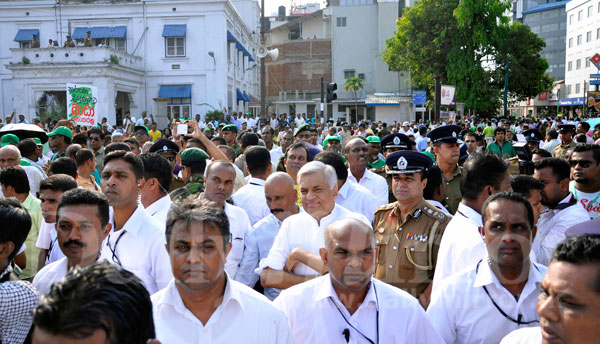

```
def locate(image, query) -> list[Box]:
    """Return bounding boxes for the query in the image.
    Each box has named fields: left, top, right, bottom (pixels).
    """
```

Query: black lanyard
left=476, top=260, right=539, bottom=326
left=328, top=282, right=379, bottom=344
left=106, top=230, right=126, bottom=266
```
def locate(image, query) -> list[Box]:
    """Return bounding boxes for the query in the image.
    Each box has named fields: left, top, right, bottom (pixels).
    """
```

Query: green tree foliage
left=344, top=77, right=364, bottom=121
left=383, top=0, right=554, bottom=116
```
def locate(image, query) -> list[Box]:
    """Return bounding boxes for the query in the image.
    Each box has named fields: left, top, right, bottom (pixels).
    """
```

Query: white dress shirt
left=534, top=193, right=589, bottom=265
left=32, top=257, right=68, bottom=294
left=432, top=203, right=485, bottom=295
left=144, top=194, right=172, bottom=230
left=336, top=180, right=378, bottom=223
left=35, top=219, right=65, bottom=265
left=100, top=205, right=173, bottom=294
left=500, top=327, right=542, bottom=344
left=224, top=202, right=252, bottom=278
left=270, top=145, right=284, bottom=166
left=257, top=205, right=369, bottom=276
left=23, top=165, right=44, bottom=197
left=274, top=275, right=443, bottom=344
left=427, top=259, right=546, bottom=344
left=347, top=168, right=389, bottom=206
left=232, top=177, right=270, bottom=226
left=151, top=276, right=294, bottom=344
left=542, top=138, right=560, bottom=153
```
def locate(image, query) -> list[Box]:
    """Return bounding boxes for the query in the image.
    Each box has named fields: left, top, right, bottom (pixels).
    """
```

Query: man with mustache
left=151, top=197, right=293, bottom=343
left=344, top=138, right=388, bottom=207
left=426, top=125, right=464, bottom=214
left=428, top=192, right=546, bottom=344
left=33, top=188, right=112, bottom=294
left=500, top=234, right=600, bottom=344
left=235, top=172, right=300, bottom=299
left=274, top=218, right=442, bottom=343
left=200, top=161, right=252, bottom=278
left=532, top=158, right=588, bottom=265
left=568, top=144, right=600, bottom=220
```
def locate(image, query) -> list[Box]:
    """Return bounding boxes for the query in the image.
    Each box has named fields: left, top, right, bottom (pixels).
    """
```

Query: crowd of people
left=1, top=110, right=600, bottom=343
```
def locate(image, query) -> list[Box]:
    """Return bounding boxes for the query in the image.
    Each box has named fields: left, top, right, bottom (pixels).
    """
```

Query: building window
left=587, top=31, right=592, bottom=42
left=568, top=61, right=572, bottom=71
left=576, top=59, right=581, bottom=70
left=567, top=84, right=572, bottom=95
left=568, top=38, right=573, bottom=48
left=586, top=58, right=591, bottom=68
left=569, top=14, right=573, bottom=24
left=167, top=97, right=191, bottom=118
left=115, top=38, right=126, bottom=52
left=597, top=28, right=600, bottom=39
left=588, top=6, right=592, bottom=17
left=336, top=17, right=346, bottom=27
left=166, top=37, right=185, bottom=57
left=358, top=73, right=365, bottom=79
left=344, top=69, right=355, bottom=79
left=577, top=35, right=582, bottom=45
left=578, top=10, right=582, bottom=21
left=576, top=83, right=580, bottom=94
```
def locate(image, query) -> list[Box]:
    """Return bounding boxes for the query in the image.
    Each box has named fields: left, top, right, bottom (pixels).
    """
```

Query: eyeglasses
left=569, top=159, right=594, bottom=168
left=134, top=131, right=146, bottom=136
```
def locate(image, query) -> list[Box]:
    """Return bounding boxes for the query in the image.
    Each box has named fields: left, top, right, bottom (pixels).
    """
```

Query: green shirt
left=367, top=158, right=386, bottom=169
left=486, top=140, right=517, bottom=158
left=20, top=194, right=42, bottom=280
left=483, top=126, right=495, bottom=137
left=170, top=175, right=204, bottom=201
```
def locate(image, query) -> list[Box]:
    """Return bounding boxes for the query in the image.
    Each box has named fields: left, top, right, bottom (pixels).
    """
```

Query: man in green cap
left=322, top=136, right=342, bottom=154
left=221, top=124, right=242, bottom=157
left=47, top=126, right=72, bottom=161
left=366, top=135, right=386, bottom=169
left=133, top=125, right=151, bottom=147
left=169, top=147, right=209, bottom=201
left=0, top=133, right=20, bottom=147
left=294, top=124, right=311, bottom=144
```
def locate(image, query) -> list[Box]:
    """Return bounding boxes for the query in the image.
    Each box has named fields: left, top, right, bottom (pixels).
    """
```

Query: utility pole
left=434, top=75, right=440, bottom=122
left=320, top=77, right=324, bottom=119
left=503, top=58, right=510, bottom=118
left=260, top=0, right=266, bottom=120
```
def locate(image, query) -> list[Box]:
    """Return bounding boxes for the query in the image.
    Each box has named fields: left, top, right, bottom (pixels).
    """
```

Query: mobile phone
left=177, top=124, right=188, bottom=136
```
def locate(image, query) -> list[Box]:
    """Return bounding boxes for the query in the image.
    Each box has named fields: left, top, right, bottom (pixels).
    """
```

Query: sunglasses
left=90, top=137, right=102, bottom=141
left=134, top=131, right=147, bottom=136
left=569, top=159, right=594, bottom=168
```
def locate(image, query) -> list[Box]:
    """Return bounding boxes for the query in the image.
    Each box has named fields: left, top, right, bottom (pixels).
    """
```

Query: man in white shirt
left=433, top=153, right=512, bottom=294
left=294, top=113, right=305, bottom=128
left=501, top=234, right=600, bottom=344
left=315, top=151, right=377, bottom=222
left=344, top=138, right=389, bottom=206
left=269, top=114, right=279, bottom=129
left=151, top=198, right=293, bottom=344
left=0, top=145, right=45, bottom=197
left=33, top=189, right=112, bottom=294
left=232, top=146, right=271, bottom=226
left=135, top=111, right=147, bottom=126
left=235, top=172, right=301, bottom=300
left=542, top=129, right=560, bottom=153
left=568, top=144, right=600, bottom=219
left=99, top=151, right=173, bottom=294
left=140, top=153, right=173, bottom=228
left=274, top=218, right=442, bottom=343
left=399, top=121, right=413, bottom=136
left=262, top=126, right=283, bottom=165
left=36, top=175, right=78, bottom=271
left=533, top=158, right=588, bottom=266
left=428, top=192, right=547, bottom=344
left=200, top=161, right=252, bottom=278
left=258, top=161, right=369, bottom=291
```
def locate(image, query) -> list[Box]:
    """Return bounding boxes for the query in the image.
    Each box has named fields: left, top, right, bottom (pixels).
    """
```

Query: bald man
left=274, top=218, right=442, bottom=343
left=235, top=172, right=301, bottom=300
left=0, top=145, right=45, bottom=196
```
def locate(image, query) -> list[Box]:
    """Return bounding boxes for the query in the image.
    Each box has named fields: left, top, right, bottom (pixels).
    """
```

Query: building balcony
left=7, top=46, right=144, bottom=72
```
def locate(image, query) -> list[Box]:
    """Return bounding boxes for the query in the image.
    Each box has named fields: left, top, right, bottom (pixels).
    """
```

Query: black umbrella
left=0, top=123, right=48, bottom=144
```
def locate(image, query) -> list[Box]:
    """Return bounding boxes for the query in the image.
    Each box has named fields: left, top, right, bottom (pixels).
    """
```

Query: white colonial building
left=0, top=0, right=260, bottom=128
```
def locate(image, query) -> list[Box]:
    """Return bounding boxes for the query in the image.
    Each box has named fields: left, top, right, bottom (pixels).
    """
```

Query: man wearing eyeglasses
left=88, top=128, right=105, bottom=173
left=134, top=125, right=151, bottom=148
left=532, top=158, right=588, bottom=265
left=33, top=188, right=111, bottom=294
left=428, top=192, right=547, bottom=344
left=275, top=218, right=441, bottom=343
left=99, top=150, right=172, bottom=294
left=568, top=144, right=600, bottom=220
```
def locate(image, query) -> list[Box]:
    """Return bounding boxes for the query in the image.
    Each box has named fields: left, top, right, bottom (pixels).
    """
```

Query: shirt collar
left=315, top=276, right=379, bottom=310
left=23, top=193, right=36, bottom=208
left=474, top=259, right=545, bottom=295
left=337, top=180, right=351, bottom=199
left=457, top=203, right=483, bottom=227
left=145, top=195, right=172, bottom=216
left=112, top=205, right=147, bottom=237
left=248, top=177, right=265, bottom=186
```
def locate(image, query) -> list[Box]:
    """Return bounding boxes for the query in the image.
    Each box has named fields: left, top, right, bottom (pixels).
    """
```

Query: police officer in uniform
left=373, top=151, right=451, bottom=308
left=553, top=124, right=577, bottom=159
left=169, top=147, right=208, bottom=201
left=523, top=128, right=544, bottom=152
left=379, top=133, right=414, bottom=202
left=149, top=138, right=184, bottom=192
left=426, top=125, right=463, bottom=214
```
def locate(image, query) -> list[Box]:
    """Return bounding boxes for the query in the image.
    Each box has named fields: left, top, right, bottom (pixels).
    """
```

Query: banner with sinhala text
left=67, top=83, right=98, bottom=126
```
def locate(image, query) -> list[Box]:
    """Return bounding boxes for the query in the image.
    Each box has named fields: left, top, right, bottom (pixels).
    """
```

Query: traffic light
left=326, top=82, right=337, bottom=103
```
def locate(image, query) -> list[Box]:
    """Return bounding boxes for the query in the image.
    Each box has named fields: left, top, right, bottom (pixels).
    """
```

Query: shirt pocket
left=374, top=233, right=390, bottom=266
left=403, top=241, right=431, bottom=271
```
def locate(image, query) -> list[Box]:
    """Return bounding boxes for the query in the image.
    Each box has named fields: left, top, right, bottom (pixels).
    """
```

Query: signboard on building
left=591, top=53, right=600, bottom=70
left=588, top=91, right=600, bottom=113
left=440, top=85, right=456, bottom=106
left=67, top=83, right=98, bottom=126
left=558, top=97, right=584, bottom=106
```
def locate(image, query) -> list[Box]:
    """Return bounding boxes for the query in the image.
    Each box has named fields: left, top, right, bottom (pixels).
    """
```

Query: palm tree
left=344, top=77, right=364, bottom=122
